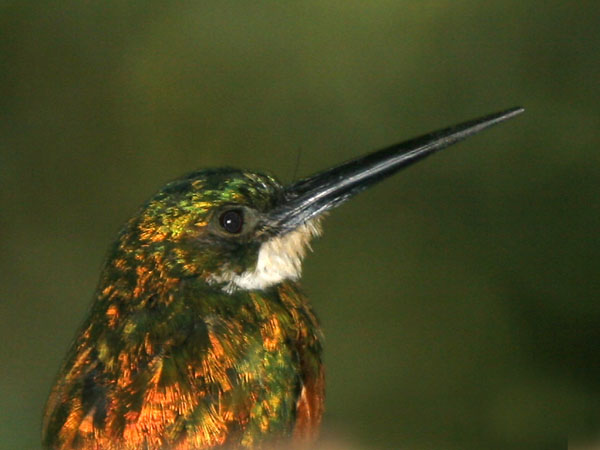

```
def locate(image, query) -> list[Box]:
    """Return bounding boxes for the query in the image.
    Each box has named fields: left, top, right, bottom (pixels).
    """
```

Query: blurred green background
left=1, top=1, right=599, bottom=449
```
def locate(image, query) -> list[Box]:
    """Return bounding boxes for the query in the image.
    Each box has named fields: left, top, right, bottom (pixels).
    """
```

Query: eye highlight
left=219, top=209, right=244, bottom=234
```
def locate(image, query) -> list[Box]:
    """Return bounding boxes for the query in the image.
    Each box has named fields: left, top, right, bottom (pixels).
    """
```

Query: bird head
left=112, top=108, right=523, bottom=295
left=120, top=168, right=316, bottom=294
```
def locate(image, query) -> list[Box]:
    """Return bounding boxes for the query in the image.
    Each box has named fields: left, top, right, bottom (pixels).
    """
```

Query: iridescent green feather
left=43, top=169, right=323, bottom=449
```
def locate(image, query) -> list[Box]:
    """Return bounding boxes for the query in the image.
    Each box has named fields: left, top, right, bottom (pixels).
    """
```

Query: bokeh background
left=2, top=1, right=599, bottom=449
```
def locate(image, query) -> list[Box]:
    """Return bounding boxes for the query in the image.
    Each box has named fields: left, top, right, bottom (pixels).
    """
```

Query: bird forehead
left=135, top=170, right=283, bottom=240
left=184, top=169, right=284, bottom=210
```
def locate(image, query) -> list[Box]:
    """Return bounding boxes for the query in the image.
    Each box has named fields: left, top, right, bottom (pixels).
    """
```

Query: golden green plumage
left=43, top=169, right=324, bottom=449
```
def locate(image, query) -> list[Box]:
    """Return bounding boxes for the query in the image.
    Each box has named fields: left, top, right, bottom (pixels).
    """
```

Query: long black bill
left=268, top=107, right=524, bottom=234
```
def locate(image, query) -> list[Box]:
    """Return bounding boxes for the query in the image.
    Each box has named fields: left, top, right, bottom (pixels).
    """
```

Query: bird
left=42, top=107, right=523, bottom=449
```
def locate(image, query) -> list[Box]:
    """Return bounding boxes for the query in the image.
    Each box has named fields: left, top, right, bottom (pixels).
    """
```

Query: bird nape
left=43, top=107, right=523, bottom=449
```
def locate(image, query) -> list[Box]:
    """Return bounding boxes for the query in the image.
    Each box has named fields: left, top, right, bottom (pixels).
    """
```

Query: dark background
left=2, top=2, right=599, bottom=449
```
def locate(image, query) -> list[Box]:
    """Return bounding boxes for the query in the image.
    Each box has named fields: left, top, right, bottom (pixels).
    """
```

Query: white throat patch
left=208, top=219, right=322, bottom=293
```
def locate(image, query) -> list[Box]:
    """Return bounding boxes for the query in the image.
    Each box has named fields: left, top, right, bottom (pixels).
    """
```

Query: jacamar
left=43, top=107, right=523, bottom=449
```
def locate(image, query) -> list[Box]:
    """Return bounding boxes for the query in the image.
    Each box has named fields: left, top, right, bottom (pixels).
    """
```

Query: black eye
left=219, top=209, right=244, bottom=234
